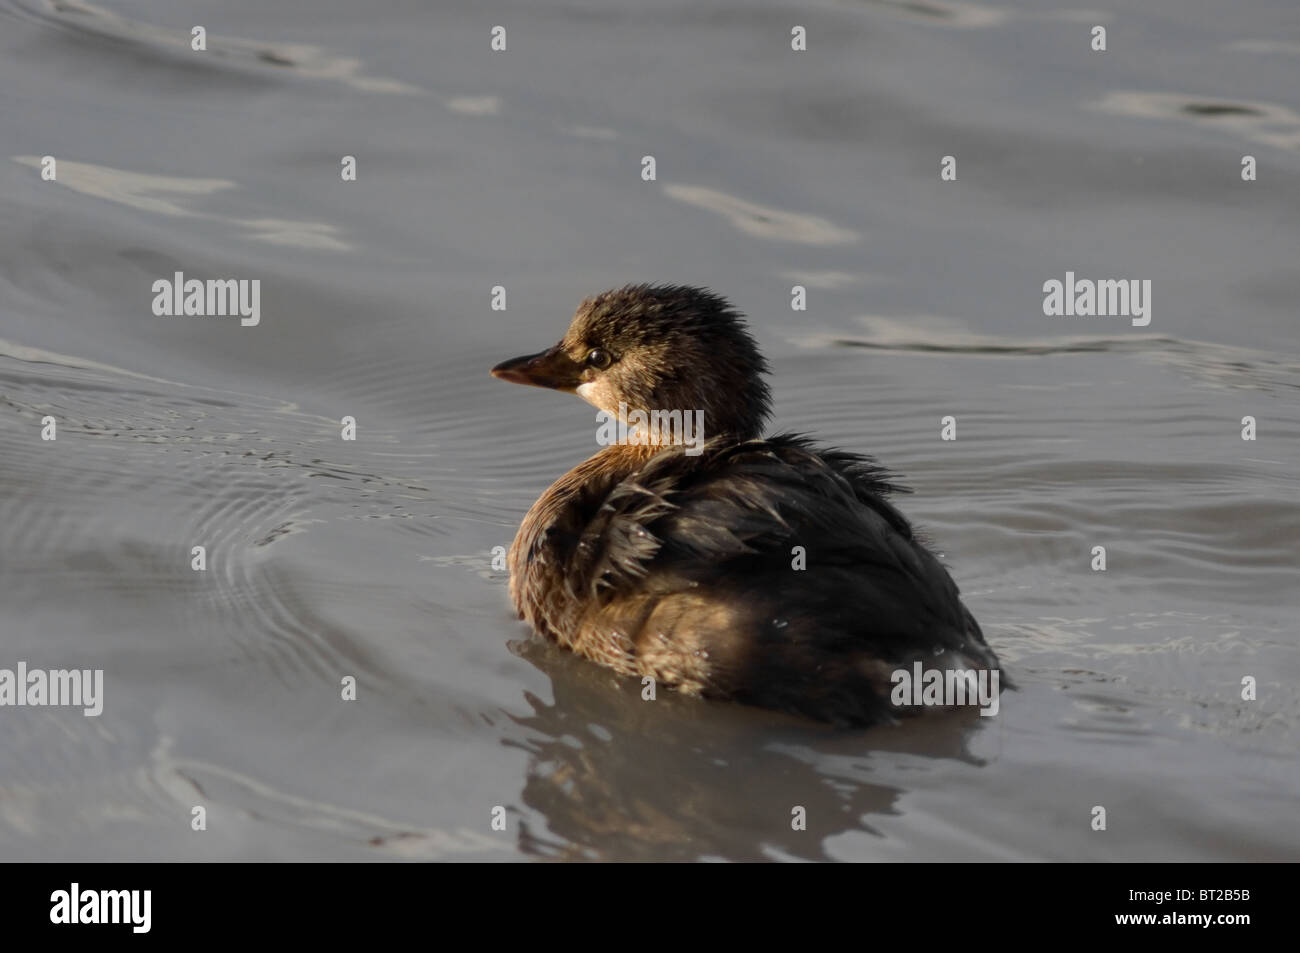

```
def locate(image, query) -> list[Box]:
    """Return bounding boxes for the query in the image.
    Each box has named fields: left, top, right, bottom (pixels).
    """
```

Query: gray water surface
left=1, top=0, right=1298, bottom=861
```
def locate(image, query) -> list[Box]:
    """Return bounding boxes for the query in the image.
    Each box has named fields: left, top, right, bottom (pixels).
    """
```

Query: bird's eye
left=585, top=348, right=612, bottom=369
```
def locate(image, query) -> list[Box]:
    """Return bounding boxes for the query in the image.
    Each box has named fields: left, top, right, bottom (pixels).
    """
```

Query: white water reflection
left=1093, top=91, right=1300, bottom=151
left=664, top=185, right=859, bottom=245
left=13, top=156, right=350, bottom=251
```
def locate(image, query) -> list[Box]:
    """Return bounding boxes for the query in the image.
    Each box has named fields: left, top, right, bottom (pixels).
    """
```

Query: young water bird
left=491, top=285, right=1002, bottom=726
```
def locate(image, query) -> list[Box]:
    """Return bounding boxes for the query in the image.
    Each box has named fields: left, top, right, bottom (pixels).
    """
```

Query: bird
left=490, top=284, right=1003, bottom=727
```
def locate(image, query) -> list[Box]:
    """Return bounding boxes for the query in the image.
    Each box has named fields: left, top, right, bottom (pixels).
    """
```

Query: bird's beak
left=490, top=344, right=583, bottom=392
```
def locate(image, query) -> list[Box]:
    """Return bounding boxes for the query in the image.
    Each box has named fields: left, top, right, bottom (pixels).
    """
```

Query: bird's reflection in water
left=502, top=638, right=991, bottom=861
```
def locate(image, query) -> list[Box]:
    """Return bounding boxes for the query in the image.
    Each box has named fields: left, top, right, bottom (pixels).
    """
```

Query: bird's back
left=509, top=435, right=999, bottom=726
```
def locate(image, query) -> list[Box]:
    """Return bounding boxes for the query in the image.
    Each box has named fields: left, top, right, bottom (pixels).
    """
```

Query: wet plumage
left=491, top=285, right=1002, bottom=726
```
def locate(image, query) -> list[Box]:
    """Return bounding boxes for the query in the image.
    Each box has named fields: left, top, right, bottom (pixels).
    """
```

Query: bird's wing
left=577, top=435, right=994, bottom=661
